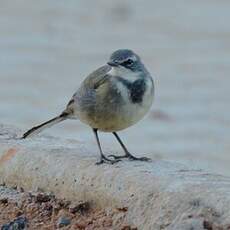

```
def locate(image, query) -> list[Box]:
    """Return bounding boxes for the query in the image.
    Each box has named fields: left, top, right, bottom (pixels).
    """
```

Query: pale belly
left=78, top=100, right=153, bottom=132
left=75, top=78, right=154, bottom=132
left=104, top=98, right=153, bottom=132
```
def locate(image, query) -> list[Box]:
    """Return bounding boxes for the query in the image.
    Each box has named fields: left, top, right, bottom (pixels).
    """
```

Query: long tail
left=22, top=112, right=68, bottom=139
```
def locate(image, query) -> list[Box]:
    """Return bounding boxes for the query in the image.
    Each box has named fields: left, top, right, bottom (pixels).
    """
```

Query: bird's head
left=107, top=49, right=144, bottom=74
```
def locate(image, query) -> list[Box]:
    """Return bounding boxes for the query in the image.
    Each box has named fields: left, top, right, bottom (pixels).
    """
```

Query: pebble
left=57, top=216, right=71, bottom=228
left=1, top=216, right=28, bottom=230
left=0, top=198, right=8, bottom=204
left=69, top=201, right=90, bottom=214
left=34, top=193, right=53, bottom=203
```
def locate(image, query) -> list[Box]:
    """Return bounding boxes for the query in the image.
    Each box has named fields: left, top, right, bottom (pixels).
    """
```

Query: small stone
left=0, top=198, right=8, bottom=204
left=2, top=216, right=28, bottom=230
left=69, top=201, right=90, bottom=214
left=34, top=193, right=53, bottom=203
left=116, top=207, right=128, bottom=212
left=57, top=216, right=71, bottom=228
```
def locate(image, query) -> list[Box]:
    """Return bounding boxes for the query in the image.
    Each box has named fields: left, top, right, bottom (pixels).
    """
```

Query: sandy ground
left=0, top=185, right=136, bottom=230
left=0, top=1, right=230, bottom=176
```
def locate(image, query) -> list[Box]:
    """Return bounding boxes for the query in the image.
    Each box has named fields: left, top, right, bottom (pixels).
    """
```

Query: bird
left=22, top=49, right=154, bottom=165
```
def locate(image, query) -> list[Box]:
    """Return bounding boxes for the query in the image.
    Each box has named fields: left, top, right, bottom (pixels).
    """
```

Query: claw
left=108, top=153, right=151, bottom=162
left=131, top=156, right=151, bottom=162
left=96, top=156, right=121, bottom=165
left=95, top=159, right=105, bottom=165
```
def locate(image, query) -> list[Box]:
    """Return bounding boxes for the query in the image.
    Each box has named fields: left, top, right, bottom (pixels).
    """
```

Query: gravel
left=0, top=185, right=136, bottom=229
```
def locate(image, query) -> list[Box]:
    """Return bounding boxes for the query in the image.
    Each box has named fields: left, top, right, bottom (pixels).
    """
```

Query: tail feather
left=22, top=113, right=68, bottom=139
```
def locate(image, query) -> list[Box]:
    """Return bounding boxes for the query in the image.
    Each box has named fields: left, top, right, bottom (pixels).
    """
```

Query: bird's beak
left=107, top=61, right=119, bottom=67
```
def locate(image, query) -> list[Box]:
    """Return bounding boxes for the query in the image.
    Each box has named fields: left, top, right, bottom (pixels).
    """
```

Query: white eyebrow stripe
left=123, top=55, right=137, bottom=62
left=131, top=55, right=137, bottom=61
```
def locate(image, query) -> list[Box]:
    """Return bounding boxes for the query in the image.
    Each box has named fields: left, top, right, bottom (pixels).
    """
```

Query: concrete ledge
left=1, top=124, right=230, bottom=229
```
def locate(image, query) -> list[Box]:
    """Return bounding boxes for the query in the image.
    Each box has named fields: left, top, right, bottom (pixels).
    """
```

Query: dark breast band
left=116, top=77, right=146, bottom=104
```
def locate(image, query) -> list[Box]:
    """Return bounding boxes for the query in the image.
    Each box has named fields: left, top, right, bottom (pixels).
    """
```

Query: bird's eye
left=123, top=59, right=134, bottom=66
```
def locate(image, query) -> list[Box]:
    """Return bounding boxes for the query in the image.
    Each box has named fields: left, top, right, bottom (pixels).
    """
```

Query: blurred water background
left=0, top=0, right=230, bottom=175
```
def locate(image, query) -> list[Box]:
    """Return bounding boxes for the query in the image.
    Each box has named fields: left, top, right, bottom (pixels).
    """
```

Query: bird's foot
left=130, top=156, right=151, bottom=161
left=109, top=153, right=151, bottom=162
left=95, top=156, right=121, bottom=165
left=108, top=154, right=127, bottom=160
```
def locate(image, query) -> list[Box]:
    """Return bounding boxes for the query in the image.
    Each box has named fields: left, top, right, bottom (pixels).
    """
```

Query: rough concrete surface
left=1, top=124, right=230, bottom=229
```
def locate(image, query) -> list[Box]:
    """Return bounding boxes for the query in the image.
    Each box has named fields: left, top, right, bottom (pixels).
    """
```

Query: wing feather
left=82, top=65, right=111, bottom=89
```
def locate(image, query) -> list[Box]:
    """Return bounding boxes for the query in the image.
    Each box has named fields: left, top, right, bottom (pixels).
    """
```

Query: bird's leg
left=109, top=132, right=151, bottom=161
left=93, top=129, right=120, bottom=165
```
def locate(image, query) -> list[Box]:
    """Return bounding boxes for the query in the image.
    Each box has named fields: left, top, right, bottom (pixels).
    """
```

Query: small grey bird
left=22, top=49, right=154, bottom=164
